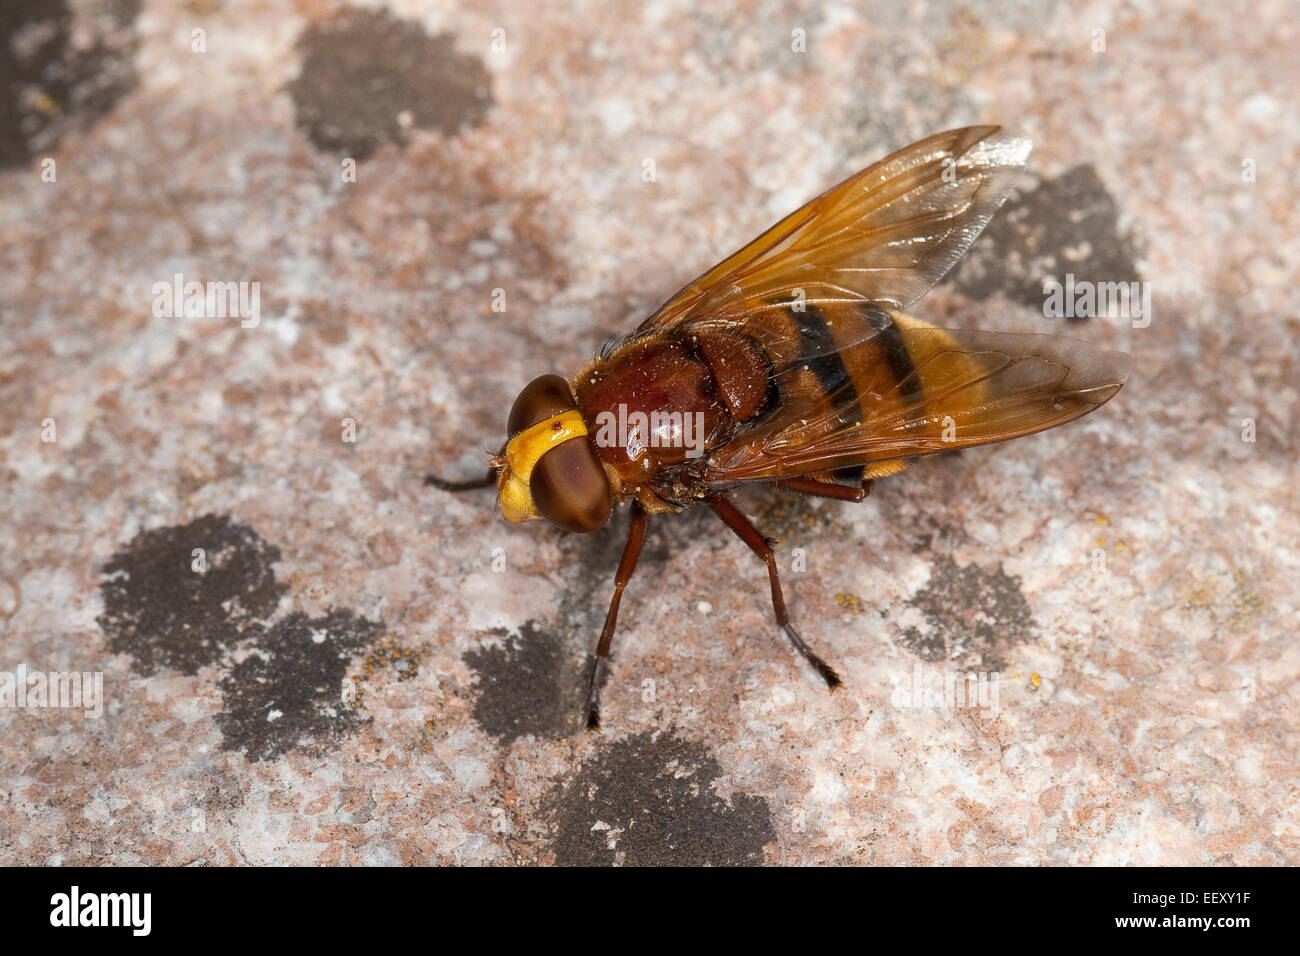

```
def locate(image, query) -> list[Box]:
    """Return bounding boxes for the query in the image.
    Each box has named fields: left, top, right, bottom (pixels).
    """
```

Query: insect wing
left=624, top=124, right=1127, bottom=484
left=637, top=125, right=1032, bottom=333
left=702, top=317, right=1132, bottom=483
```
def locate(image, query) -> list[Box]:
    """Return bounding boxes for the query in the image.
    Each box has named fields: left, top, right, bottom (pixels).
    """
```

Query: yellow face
left=496, top=410, right=590, bottom=523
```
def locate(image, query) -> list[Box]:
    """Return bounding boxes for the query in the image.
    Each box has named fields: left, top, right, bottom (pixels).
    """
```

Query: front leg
left=423, top=468, right=496, bottom=491
left=707, top=494, right=842, bottom=690
left=425, top=444, right=506, bottom=491
left=585, top=501, right=648, bottom=731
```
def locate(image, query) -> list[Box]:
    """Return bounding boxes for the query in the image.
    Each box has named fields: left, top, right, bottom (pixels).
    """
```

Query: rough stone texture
left=1, top=1, right=1296, bottom=866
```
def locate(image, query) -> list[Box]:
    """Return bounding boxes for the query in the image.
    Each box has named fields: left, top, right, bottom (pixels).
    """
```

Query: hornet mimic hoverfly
left=429, top=126, right=1131, bottom=730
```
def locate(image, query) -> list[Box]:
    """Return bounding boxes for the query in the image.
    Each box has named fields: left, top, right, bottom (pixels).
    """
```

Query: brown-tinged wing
left=626, top=125, right=1128, bottom=486
left=637, top=126, right=1032, bottom=332
left=701, top=314, right=1132, bottom=484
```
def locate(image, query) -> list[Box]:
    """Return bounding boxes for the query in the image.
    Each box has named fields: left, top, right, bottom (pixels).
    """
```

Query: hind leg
left=707, top=494, right=842, bottom=690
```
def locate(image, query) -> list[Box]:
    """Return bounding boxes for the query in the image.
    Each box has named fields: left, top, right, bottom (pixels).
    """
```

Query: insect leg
left=776, top=477, right=874, bottom=502
left=585, top=501, right=648, bottom=732
left=707, top=494, right=842, bottom=690
left=425, top=442, right=506, bottom=491
left=423, top=469, right=496, bottom=491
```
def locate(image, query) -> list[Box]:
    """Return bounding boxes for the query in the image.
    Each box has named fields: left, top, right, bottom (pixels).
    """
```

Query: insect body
left=429, top=127, right=1131, bottom=730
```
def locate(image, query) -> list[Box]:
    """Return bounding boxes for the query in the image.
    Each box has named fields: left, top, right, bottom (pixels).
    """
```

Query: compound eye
left=531, top=436, right=611, bottom=533
left=507, top=374, right=575, bottom=436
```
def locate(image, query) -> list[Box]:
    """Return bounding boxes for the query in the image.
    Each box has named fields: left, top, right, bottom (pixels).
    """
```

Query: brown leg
left=585, top=501, right=648, bottom=732
left=708, top=494, right=842, bottom=690
left=776, top=476, right=874, bottom=502
left=424, top=468, right=496, bottom=491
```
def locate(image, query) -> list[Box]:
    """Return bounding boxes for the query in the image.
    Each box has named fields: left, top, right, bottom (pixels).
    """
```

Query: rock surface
left=0, top=0, right=1295, bottom=865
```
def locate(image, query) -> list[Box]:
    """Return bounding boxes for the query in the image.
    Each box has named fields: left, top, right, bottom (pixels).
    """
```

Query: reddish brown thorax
left=572, top=335, right=733, bottom=488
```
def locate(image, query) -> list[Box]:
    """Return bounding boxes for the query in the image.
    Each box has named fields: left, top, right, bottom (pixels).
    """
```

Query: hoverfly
left=429, top=126, right=1130, bottom=730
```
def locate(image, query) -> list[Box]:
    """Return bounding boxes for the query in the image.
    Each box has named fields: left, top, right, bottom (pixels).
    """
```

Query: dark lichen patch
left=947, top=164, right=1141, bottom=317
left=99, top=516, right=389, bottom=763
left=897, top=556, right=1033, bottom=670
left=0, top=0, right=141, bottom=169
left=97, top=514, right=287, bottom=676
left=463, top=513, right=677, bottom=744
left=214, top=610, right=384, bottom=763
left=464, top=621, right=590, bottom=744
left=289, top=8, right=492, bottom=160
left=547, top=731, right=775, bottom=866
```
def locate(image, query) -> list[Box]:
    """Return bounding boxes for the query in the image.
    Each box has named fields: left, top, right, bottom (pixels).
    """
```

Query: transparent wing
left=703, top=321, right=1132, bottom=483
left=638, top=126, right=1032, bottom=332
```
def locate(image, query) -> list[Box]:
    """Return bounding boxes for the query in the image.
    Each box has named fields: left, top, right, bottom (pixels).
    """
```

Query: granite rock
left=0, top=0, right=1295, bottom=865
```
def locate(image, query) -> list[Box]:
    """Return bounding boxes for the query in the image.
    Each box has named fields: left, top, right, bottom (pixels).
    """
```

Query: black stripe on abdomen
left=791, top=304, right=925, bottom=486
left=792, top=304, right=856, bottom=407
left=790, top=304, right=862, bottom=484
left=860, top=305, right=923, bottom=406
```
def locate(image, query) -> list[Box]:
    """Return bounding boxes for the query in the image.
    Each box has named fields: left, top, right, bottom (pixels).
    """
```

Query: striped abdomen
left=695, top=301, right=993, bottom=485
